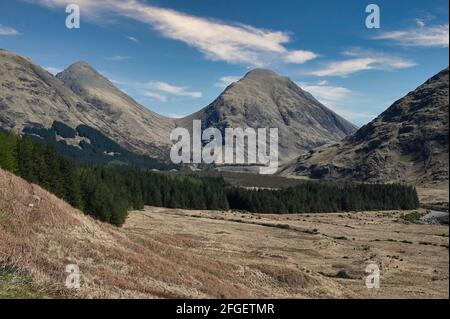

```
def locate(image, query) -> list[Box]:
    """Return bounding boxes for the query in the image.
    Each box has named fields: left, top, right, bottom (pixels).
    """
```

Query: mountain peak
left=60, top=61, right=100, bottom=77
left=182, top=67, right=357, bottom=163
left=57, top=60, right=112, bottom=91
left=244, top=68, right=279, bottom=78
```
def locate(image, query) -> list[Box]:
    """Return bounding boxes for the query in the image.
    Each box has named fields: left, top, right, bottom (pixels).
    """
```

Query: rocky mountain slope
left=0, top=49, right=175, bottom=160
left=179, top=69, right=357, bottom=163
left=282, top=68, right=449, bottom=187
left=0, top=49, right=100, bottom=133
left=1, top=49, right=356, bottom=164
left=57, top=62, right=176, bottom=158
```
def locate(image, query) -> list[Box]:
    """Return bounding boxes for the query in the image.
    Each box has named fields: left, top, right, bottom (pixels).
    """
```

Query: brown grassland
left=0, top=169, right=448, bottom=298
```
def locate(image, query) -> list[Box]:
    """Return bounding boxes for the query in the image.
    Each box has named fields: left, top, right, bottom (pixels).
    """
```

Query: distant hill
left=282, top=68, right=449, bottom=188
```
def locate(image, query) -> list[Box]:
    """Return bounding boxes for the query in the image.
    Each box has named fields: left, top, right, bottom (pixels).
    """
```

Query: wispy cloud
left=311, top=49, right=416, bottom=77
left=30, top=0, right=317, bottom=66
left=127, top=35, right=138, bottom=43
left=105, top=54, right=133, bottom=61
left=415, top=18, right=426, bottom=28
left=146, top=81, right=202, bottom=98
left=374, top=23, right=449, bottom=47
left=100, top=73, right=202, bottom=100
left=214, top=76, right=241, bottom=88
left=0, top=24, right=19, bottom=36
left=284, top=50, right=318, bottom=64
left=298, top=80, right=375, bottom=124
left=143, top=91, right=167, bottom=102
left=44, top=66, right=62, bottom=75
left=297, top=80, right=353, bottom=107
left=163, top=113, right=188, bottom=119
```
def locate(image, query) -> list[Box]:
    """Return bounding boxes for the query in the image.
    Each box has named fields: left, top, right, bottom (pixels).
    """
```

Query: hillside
left=282, top=68, right=449, bottom=188
left=0, top=49, right=175, bottom=166
left=1, top=49, right=357, bottom=164
left=57, top=62, right=176, bottom=158
left=178, top=69, right=357, bottom=163
left=0, top=168, right=448, bottom=298
left=0, top=49, right=176, bottom=160
left=0, top=49, right=101, bottom=132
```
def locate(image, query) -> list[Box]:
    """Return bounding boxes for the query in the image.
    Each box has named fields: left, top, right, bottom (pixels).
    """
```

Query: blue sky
left=0, top=0, right=448, bottom=126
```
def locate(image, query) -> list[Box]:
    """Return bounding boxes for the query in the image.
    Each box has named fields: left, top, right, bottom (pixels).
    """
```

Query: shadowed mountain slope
left=282, top=68, right=449, bottom=187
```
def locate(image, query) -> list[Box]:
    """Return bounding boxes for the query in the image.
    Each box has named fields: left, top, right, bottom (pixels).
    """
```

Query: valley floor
left=123, top=207, right=449, bottom=298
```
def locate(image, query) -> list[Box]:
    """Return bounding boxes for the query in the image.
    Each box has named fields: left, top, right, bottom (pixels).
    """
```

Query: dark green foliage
left=52, top=121, right=77, bottom=138
left=1, top=130, right=420, bottom=228
left=227, top=181, right=420, bottom=214
left=0, top=130, right=228, bottom=226
left=22, top=121, right=178, bottom=170
left=0, top=132, right=18, bottom=173
left=401, top=211, right=424, bottom=223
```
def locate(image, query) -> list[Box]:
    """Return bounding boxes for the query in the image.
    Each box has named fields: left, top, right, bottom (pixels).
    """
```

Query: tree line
left=0, top=131, right=229, bottom=225
left=1, top=131, right=420, bottom=227
left=227, top=182, right=420, bottom=213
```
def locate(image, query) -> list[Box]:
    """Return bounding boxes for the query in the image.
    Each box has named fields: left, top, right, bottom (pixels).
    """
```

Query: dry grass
left=0, top=169, right=448, bottom=298
left=416, top=187, right=449, bottom=208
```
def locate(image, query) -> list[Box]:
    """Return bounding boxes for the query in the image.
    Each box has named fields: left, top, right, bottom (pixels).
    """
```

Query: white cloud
left=297, top=80, right=375, bottom=124
left=127, top=35, right=138, bottom=43
left=106, top=55, right=133, bottom=61
left=44, top=66, right=62, bottom=75
left=146, top=81, right=202, bottom=98
left=312, top=58, right=375, bottom=77
left=214, top=76, right=241, bottom=88
left=415, top=18, right=426, bottom=28
left=101, top=74, right=203, bottom=99
left=163, top=113, right=188, bottom=119
left=143, top=91, right=167, bottom=102
left=374, top=24, right=449, bottom=47
left=297, top=81, right=353, bottom=107
left=31, top=0, right=317, bottom=66
left=311, top=49, right=416, bottom=77
left=0, top=24, right=19, bottom=36
left=284, top=50, right=318, bottom=64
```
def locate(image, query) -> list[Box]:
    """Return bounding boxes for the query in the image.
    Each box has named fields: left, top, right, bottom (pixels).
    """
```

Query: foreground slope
left=282, top=68, right=449, bottom=187
left=1, top=168, right=448, bottom=298
left=178, top=69, right=357, bottom=163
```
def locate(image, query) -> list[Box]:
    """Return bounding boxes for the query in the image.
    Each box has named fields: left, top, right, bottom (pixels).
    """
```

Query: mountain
left=0, top=49, right=100, bottom=132
left=0, top=49, right=176, bottom=168
left=56, top=62, right=176, bottom=158
left=282, top=68, right=449, bottom=187
left=0, top=49, right=356, bottom=167
left=178, top=69, right=357, bottom=163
